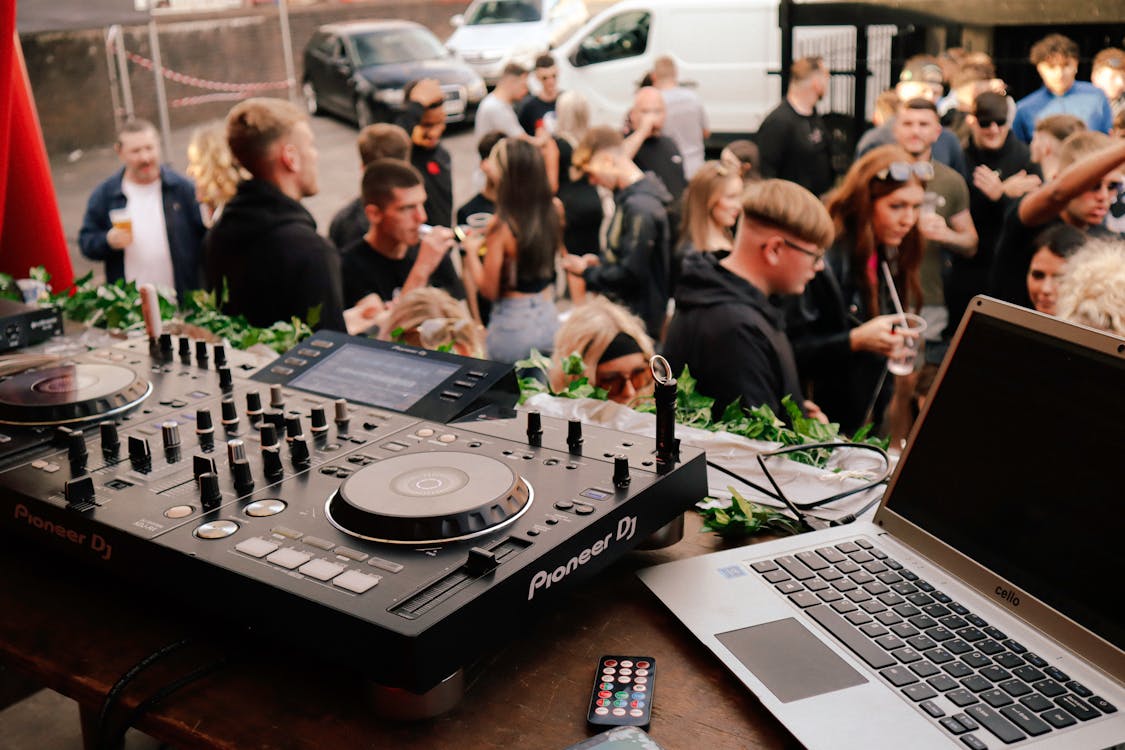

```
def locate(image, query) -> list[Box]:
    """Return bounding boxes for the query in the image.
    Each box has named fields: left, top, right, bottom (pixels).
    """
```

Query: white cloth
left=121, top=178, right=175, bottom=294
left=660, top=87, right=709, bottom=178
left=474, top=94, right=524, bottom=140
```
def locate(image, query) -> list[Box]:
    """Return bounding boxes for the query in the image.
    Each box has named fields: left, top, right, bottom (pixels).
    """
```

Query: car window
left=573, top=10, right=650, bottom=67
left=330, top=38, right=346, bottom=61
left=464, top=0, right=543, bottom=25
left=351, top=28, right=448, bottom=67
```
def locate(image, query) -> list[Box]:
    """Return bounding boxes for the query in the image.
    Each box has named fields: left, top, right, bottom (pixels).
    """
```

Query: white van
left=554, top=0, right=783, bottom=140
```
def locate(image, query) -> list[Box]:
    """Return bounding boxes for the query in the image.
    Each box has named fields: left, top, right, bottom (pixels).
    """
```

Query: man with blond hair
left=662, top=179, right=835, bottom=422
left=649, top=55, right=709, bottom=178
left=205, top=97, right=347, bottom=330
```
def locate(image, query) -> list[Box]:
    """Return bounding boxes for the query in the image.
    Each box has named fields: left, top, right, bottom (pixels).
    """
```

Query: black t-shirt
left=456, top=194, right=495, bottom=226
left=517, top=95, right=556, bottom=136
left=632, top=136, right=687, bottom=201
left=410, top=145, right=453, bottom=229
left=755, top=100, right=835, bottom=197
left=340, top=238, right=465, bottom=308
left=555, top=137, right=603, bottom=256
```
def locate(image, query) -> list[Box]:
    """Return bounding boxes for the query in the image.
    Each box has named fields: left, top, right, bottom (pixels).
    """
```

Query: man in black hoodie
left=562, top=125, right=673, bottom=341
left=662, top=179, right=835, bottom=421
left=205, top=97, right=348, bottom=331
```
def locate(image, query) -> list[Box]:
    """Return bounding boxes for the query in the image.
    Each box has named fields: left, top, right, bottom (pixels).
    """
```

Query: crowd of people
left=78, top=36, right=1125, bottom=441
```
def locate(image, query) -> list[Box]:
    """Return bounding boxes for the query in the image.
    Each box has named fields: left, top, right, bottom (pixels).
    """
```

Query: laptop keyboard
left=751, top=539, right=1118, bottom=747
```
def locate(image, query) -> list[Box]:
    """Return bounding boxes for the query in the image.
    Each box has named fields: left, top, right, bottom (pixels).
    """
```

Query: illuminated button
left=333, top=569, right=380, bottom=594
left=603, top=660, right=617, bottom=667
left=245, top=499, right=286, bottom=517
left=271, top=526, right=303, bottom=540
left=438, top=434, right=456, bottom=443
left=597, top=691, right=612, bottom=699
left=633, top=684, right=647, bottom=692
left=297, top=348, right=321, bottom=358
left=599, top=682, right=614, bottom=690
left=270, top=366, right=293, bottom=376
left=602, top=667, right=615, bottom=675
left=416, top=428, right=435, bottom=438
left=593, top=707, right=609, bottom=716
left=195, top=520, right=239, bottom=539
left=299, top=559, right=345, bottom=581
left=367, top=556, right=404, bottom=573
left=619, top=660, right=633, bottom=667
left=619, top=668, right=633, bottom=675
left=613, top=700, right=627, bottom=708
left=335, top=547, right=369, bottom=562
left=302, top=536, right=335, bottom=551
left=635, top=668, right=649, bottom=676
left=235, top=537, right=279, bottom=558
left=611, top=708, right=627, bottom=717
left=634, top=676, right=648, bottom=685
left=614, top=691, right=629, bottom=699
left=629, top=709, right=644, bottom=718
left=580, top=488, right=611, bottom=501
left=310, top=339, right=333, bottom=348
left=266, top=548, right=311, bottom=569
left=31, top=459, right=47, bottom=469
left=635, top=661, right=650, bottom=669
left=42, top=463, right=61, bottom=473
left=283, top=357, right=307, bottom=367
left=164, top=505, right=193, bottom=519
left=617, top=676, right=631, bottom=684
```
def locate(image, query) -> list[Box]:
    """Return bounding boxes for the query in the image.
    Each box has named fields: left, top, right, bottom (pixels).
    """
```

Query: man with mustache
left=79, top=119, right=206, bottom=302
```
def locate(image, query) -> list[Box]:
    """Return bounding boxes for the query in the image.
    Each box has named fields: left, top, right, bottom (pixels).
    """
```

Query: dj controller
left=0, top=330, right=707, bottom=714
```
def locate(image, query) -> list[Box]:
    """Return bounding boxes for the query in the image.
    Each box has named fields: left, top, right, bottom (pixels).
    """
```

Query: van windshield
left=351, top=28, right=447, bottom=66
left=464, top=0, right=543, bottom=25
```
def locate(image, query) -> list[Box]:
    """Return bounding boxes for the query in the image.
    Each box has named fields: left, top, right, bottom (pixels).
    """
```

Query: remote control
left=587, top=655, right=655, bottom=729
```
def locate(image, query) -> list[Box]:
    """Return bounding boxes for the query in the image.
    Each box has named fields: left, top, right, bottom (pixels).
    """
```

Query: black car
left=302, top=20, right=486, bottom=128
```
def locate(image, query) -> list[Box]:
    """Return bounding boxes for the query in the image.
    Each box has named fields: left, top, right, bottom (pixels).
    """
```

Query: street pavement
left=49, top=113, right=482, bottom=287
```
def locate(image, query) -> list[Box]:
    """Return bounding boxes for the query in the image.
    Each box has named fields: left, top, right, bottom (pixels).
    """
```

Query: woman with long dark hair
left=462, top=137, right=562, bottom=362
left=786, top=144, right=928, bottom=434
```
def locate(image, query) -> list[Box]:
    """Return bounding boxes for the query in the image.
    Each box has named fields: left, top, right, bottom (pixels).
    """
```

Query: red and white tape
left=122, top=48, right=291, bottom=95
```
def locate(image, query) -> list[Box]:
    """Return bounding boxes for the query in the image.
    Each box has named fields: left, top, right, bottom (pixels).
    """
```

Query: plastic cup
left=466, top=212, right=492, bottom=230
left=109, top=207, right=132, bottom=232
left=886, top=313, right=927, bottom=375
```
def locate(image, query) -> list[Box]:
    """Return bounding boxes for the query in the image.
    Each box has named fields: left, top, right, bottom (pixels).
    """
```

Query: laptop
left=638, top=296, right=1125, bottom=749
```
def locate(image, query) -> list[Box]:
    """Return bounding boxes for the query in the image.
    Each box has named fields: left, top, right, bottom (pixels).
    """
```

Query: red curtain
left=1, top=12, right=75, bottom=291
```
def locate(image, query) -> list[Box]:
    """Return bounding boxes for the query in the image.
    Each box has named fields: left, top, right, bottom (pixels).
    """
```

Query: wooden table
left=0, top=513, right=798, bottom=750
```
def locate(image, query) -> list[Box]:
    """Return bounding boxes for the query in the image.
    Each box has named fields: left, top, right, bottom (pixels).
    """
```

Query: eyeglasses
left=780, top=236, right=826, bottom=263
left=598, top=367, right=650, bottom=397
left=875, top=161, right=935, bottom=182
left=976, top=117, right=1007, bottom=128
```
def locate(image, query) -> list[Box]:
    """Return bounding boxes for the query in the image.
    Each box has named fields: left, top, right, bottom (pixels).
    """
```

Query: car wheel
left=302, top=81, right=319, bottom=116
left=355, top=98, right=375, bottom=129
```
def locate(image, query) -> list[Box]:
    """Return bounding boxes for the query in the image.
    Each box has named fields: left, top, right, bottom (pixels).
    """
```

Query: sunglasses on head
left=976, top=117, right=1007, bottom=128
left=875, top=161, right=935, bottom=182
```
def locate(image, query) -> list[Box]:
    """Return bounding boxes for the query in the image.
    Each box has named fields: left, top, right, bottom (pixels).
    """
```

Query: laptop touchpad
left=716, top=618, right=867, bottom=703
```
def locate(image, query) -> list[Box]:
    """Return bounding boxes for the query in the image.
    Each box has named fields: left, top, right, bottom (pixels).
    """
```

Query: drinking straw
left=881, top=260, right=908, bottom=327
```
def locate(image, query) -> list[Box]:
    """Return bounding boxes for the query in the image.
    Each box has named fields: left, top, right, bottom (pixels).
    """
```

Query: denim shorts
left=486, top=294, right=559, bottom=363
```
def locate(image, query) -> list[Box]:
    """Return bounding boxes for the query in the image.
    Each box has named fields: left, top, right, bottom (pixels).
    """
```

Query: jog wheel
left=325, top=451, right=532, bottom=544
left=0, top=363, right=152, bottom=426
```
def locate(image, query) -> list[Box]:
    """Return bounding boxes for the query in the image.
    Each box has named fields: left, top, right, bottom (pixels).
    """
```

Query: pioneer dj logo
left=13, top=503, right=112, bottom=560
left=527, top=515, right=637, bottom=601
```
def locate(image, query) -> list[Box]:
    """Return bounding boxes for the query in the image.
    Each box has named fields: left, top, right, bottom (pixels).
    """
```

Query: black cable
left=95, top=636, right=195, bottom=750
left=99, top=656, right=231, bottom=750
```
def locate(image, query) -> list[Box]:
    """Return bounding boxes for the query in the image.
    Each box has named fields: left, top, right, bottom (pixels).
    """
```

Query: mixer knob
left=231, top=459, right=254, bottom=492
left=309, top=405, right=329, bottom=435
left=269, top=384, right=285, bottom=410
left=213, top=343, right=228, bottom=369
left=218, top=366, right=234, bottom=392
left=193, top=454, right=217, bottom=481
left=158, top=332, right=173, bottom=358
left=289, top=437, right=310, bottom=467
left=161, top=421, right=181, bottom=450
left=196, top=408, right=214, bottom=435
left=264, top=408, right=285, bottom=434
left=64, top=476, right=96, bottom=508
left=195, top=339, right=209, bottom=365
left=245, top=391, right=263, bottom=423
left=526, top=410, right=543, bottom=447
left=261, top=447, right=284, bottom=481
left=128, top=435, right=151, bottom=468
left=612, top=454, right=631, bottom=489
left=198, top=472, right=222, bottom=511
left=178, top=336, right=191, bottom=361
left=333, top=398, right=350, bottom=433
left=100, top=422, right=120, bottom=457
left=259, top=422, right=279, bottom=449
left=220, top=398, right=240, bottom=430
left=227, top=438, right=247, bottom=464
left=285, top=413, right=304, bottom=441
left=66, top=429, right=88, bottom=467
left=567, top=419, right=584, bottom=453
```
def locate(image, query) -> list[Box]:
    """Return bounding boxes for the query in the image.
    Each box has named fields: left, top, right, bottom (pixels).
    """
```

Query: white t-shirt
left=121, top=178, right=176, bottom=294
left=474, top=93, right=524, bottom=140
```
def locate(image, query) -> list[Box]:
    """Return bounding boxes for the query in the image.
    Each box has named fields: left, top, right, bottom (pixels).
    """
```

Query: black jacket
left=584, top=174, right=673, bottom=340
left=663, top=252, right=805, bottom=421
left=203, top=179, right=346, bottom=332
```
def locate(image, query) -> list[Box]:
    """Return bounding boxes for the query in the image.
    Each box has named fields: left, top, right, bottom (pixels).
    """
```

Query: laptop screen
left=885, top=311, right=1125, bottom=652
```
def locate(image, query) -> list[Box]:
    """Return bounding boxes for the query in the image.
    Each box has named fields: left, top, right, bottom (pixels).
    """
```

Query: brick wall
left=22, top=0, right=467, bottom=155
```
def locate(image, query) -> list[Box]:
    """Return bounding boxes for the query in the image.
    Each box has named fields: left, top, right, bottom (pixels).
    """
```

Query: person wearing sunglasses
left=549, top=297, right=655, bottom=406
left=947, top=91, right=1042, bottom=332
left=991, top=130, right=1125, bottom=309
left=785, top=145, right=928, bottom=436
left=663, top=179, right=835, bottom=424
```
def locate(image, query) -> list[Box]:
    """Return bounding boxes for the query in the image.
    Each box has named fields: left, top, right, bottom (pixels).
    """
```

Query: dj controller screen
left=290, top=344, right=461, bottom=412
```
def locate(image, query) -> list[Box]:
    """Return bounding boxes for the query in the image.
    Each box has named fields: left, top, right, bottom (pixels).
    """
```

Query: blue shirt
left=1012, top=81, right=1113, bottom=143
